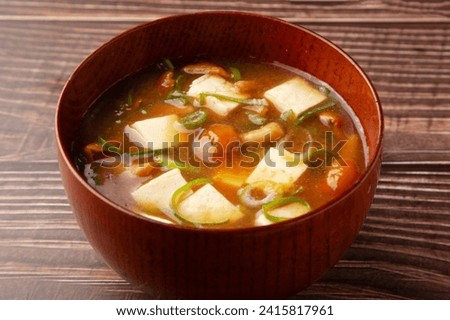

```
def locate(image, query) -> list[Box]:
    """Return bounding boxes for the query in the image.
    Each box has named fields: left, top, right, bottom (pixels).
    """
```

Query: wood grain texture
left=0, top=0, right=449, bottom=299
left=0, top=0, right=449, bottom=23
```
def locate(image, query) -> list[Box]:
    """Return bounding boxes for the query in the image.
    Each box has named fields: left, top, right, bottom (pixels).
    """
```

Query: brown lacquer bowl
left=56, top=12, right=383, bottom=299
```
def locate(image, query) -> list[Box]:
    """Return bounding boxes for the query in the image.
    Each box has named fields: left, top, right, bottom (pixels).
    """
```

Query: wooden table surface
left=0, top=0, right=449, bottom=299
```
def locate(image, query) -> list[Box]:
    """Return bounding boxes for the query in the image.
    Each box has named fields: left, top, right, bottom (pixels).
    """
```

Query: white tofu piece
left=263, top=77, right=327, bottom=116
left=246, top=147, right=307, bottom=188
left=124, top=114, right=181, bottom=150
left=186, top=74, right=248, bottom=116
left=131, top=168, right=187, bottom=217
left=177, top=183, right=239, bottom=224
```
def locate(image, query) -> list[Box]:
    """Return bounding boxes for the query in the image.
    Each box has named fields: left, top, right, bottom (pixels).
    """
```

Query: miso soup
left=74, top=58, right=367, bottom=228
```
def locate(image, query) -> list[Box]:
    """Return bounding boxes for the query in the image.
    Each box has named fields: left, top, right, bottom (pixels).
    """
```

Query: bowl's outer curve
left=56, top=11, right=383, bottom=299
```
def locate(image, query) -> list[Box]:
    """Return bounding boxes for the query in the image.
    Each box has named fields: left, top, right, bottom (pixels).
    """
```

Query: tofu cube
left=131, top=168, right=187, bottom=217
left=246, top=147, right=307, bottom=188
left=263, top=77, right=327, bottom=116
left=177, top=183, right=239, bottom=224
left=186, top=74, right=248, bottom=116
left=124, top=114, right=181, bottom=150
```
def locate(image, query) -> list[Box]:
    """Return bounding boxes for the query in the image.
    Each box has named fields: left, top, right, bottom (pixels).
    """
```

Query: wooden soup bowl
left=56, top=11, right=383, bottom=299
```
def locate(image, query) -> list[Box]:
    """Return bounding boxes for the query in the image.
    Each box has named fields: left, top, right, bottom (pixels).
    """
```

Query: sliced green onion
left=294, top=100, right=336, bottom=125
left=166, top=89, right=191, bottom=106
left=303, top=148, right=334, bottom=167
left=97, top=136, right=120, bottom=153
left=89, top=163, right=103, bottom=186
left=97, top=136, right=107, bottom=145
left=229, top=67, right=241, bottom=81
left=262, top=197, right=311, bottom=222
left=174, top=74, right=183, bottom=90
left=179, top=109, right=208, bottom=129
left=238, top=181, right=282, bottom=209
left=317, top=85, right=331, bottom=95
left=154, top=155, right=200, bottom=173
left=280, top=109, right=295, bottom=122
left=127, top=91, right=133, bottom=106
left=171, top=178, right=212, bottom=222
left=166, top=90, right=185, bottom=99
left=199, top=92, right=268, bottom=107
left=92, top=174, right=103, bottom=186
left=247, top=112, right=267, bottom=126
left=164, top=58, right=175, bottom=71
left=199, top=92, right=207, bottom=105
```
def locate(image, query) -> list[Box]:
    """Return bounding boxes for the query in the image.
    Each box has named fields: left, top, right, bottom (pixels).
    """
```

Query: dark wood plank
left=0, top=2, right=449, bottom=299
left=0, top=0, right=449, bottom=23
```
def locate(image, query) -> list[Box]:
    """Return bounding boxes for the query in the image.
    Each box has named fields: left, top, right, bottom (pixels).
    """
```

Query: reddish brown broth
left=75, top=59, right=367, bottom=228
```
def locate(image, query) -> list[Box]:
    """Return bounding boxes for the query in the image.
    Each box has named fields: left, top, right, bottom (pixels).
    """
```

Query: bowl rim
left=56, top=10, right=384, bottom=234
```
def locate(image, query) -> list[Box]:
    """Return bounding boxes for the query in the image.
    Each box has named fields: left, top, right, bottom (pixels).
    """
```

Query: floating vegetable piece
left=129, top=161, right=155, bottom=177
left=157, top=71, right=175, bottom=96
left=243, top=103, right=268, bottom=115
left=229, top=67, right=241, bottom=81
left=322, top=160, right=359, bottom=196
left=194, top=123, right=240, bottom=163
left=164, top=59, right=175, bottom=71
left=183, top=62, right=230, bottom=78
left=303, top=148, right=335, bottom=167
left=212, top=169, right=249, bottom=189
left=83, top=142, right=104, bottom=162
left=319, top=111, right=342, bottom=128
left=127, top=91, right=133, bottom=106
left=280, top=109, right=295, bottom=122
left=153, top=155, right=199, bottom=174
left=262, top=197, right=311, bottom=222
left=239, top=122, right=285, bottom=144
left=317, top=85, right=331, bottom=95
left=234, top=80, right=259, bottom=94
left=238, top=181, right=283, bottom=209
left=199, top=93, right=268, bottom=107
left=247, top=112, right=267, bottom=126
left=294, top=100, right=336, bottom=125
left=179, top=109, right=208, bottom=129
left=97, top=136, right=120, bottom=153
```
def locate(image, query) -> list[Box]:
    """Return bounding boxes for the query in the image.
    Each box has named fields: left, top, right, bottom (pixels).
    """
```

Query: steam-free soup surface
left=75, top=58, right=366, bottom=228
